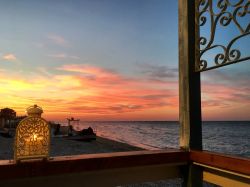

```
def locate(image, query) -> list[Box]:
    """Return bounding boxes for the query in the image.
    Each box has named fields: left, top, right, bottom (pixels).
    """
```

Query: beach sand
left=0, top=136, right=143, bottom=160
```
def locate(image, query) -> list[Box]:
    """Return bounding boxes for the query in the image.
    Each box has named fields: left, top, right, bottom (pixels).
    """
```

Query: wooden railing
left=0, top=149, right=187, bottom=187
left=190, top=150, right=250, bottom=187
left=0, top=150, right=249, bottom=187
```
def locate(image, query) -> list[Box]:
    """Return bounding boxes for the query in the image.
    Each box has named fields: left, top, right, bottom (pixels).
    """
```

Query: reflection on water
left=70, top=121, right=250, bottom=157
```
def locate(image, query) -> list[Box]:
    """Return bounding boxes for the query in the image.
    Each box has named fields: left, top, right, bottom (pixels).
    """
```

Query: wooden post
left=179, top=0, right=202, bottom=186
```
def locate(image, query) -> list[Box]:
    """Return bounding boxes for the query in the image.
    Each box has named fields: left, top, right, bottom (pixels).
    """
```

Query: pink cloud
left=2, top=54, right=17, bottom=61
left=47, top=34, right=68, bottom=46
left=57, top=64, right=121, bottom=83
left=201, top=82, right=250, bottom=120
left=1, top=63, right=249, bottom=121
left=0, top=69, right=6, bottom=72
left=50, top=65, right=178, bottom=118
left=48, top=53, right=79, bottom=59
left=58, top=64, right=112, bottom=74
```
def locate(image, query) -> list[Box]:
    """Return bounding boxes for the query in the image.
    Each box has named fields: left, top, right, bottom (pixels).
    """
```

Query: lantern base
left=15, top=156, right=49, bottom=163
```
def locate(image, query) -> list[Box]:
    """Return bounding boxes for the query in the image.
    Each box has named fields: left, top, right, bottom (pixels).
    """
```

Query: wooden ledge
left=1, top=149, right=248, bottom=181
left=190, top=150, right=250, bottom=176
left=0, top=149, right=188, bottom=180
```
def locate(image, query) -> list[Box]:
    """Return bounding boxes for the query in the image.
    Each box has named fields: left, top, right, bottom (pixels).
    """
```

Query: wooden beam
left=179, top=0, right=202, bottom=151
left=0, top=150, right=188, bottom=180
left=179, top=0, right=202, bottom=186
left=190, top=150, right=250, bottom=176
left=0, top=164, right=182, bottom=187
left=203, top=169, right=250, bottom=187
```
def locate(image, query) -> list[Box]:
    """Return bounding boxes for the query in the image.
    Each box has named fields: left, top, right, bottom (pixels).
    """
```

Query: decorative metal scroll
left=14, top=117, right=50, bottom=161
left=196, top=0, right=250, bottom=71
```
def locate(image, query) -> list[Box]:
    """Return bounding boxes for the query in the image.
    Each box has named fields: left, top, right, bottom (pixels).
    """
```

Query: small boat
left=67, top=127, right=96, bottom=141
left=66, top=117, right=96, bottom=141
left=50, top=118, right=96, bottom=141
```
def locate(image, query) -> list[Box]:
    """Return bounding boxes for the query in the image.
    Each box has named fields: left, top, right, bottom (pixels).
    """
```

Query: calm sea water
left=71, top=121, right=250, bottom=158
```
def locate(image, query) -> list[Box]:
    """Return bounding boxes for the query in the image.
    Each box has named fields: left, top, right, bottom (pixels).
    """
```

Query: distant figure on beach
left=54, top=124, right=61, bottom=135
left=68, top=125, right=73, bottom=136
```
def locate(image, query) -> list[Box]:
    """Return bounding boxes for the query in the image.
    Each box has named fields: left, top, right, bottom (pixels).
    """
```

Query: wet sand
left=0, top=136, right=143, bottom=160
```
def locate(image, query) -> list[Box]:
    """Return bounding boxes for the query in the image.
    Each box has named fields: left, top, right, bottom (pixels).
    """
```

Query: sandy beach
left=0, top=135, right=143, bottom=160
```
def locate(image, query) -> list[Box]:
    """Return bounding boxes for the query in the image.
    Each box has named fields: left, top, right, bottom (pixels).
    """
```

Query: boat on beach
left=67, top=127, right=97, bottom=141
left=50, top=118, right=96, bottom=141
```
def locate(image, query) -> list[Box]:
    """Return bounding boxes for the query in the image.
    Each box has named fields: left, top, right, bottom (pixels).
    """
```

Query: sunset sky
left=0, top=0, right=249, bottom=121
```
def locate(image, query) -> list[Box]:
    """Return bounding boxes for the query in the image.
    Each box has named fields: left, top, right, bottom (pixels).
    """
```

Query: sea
left=2, top=121, right=248, bottom=186
left=69, top=121, right=250, bottom=158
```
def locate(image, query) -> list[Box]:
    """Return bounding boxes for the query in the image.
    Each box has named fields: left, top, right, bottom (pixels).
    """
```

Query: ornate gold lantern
left=14, top=105, right=50, bottom=162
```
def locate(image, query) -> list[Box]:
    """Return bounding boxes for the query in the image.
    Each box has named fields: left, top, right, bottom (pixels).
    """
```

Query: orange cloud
left=0, top=64, right=178, bottom=121
left=0, top=64, right=249, bottom=121
left=2, top=53, right=17, bottom=61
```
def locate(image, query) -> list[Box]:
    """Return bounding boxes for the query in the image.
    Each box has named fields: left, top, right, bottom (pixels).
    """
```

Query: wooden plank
left=190, top=150, right=250, bottom=176
left=0, top=164, right=181, bottom=187
left=0, top=150, right=188, bottom=180
left=203, top=169, right=250, bottom=187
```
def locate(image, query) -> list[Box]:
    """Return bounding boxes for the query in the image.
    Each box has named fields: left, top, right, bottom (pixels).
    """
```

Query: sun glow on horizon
left=1, top=63, right=250, bottom=121
left=0, top=63, right=179, bottom=121
left=0, top=0, right=249, bottom=121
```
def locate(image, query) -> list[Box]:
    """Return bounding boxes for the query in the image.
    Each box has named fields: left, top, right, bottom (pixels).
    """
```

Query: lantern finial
left=26, top=104, right=43, bottom=117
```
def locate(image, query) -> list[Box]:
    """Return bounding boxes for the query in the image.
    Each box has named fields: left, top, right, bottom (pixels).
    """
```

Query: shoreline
left=0, top=135, right=143, bottom=160
left=50, top=136, right=143, bottom=157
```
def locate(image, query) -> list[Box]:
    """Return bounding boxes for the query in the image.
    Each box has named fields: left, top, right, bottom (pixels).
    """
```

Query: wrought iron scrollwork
left=196, top=0, right=250, bottom=71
